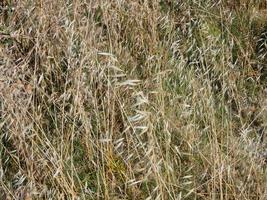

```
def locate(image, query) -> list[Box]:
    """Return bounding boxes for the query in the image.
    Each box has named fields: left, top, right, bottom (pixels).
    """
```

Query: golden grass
left=1, top=0, right=267, bottom=199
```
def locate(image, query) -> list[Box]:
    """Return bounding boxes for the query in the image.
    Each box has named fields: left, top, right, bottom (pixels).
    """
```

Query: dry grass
left=1, top=0, right=267, bottom=199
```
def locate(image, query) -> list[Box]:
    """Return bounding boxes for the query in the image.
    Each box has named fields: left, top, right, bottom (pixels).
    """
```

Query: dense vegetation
left=1, top=0, right=267, bottom=199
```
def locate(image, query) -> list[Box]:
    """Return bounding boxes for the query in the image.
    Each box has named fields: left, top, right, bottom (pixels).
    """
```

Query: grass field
left=1, top=0, right=267, bottom=199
